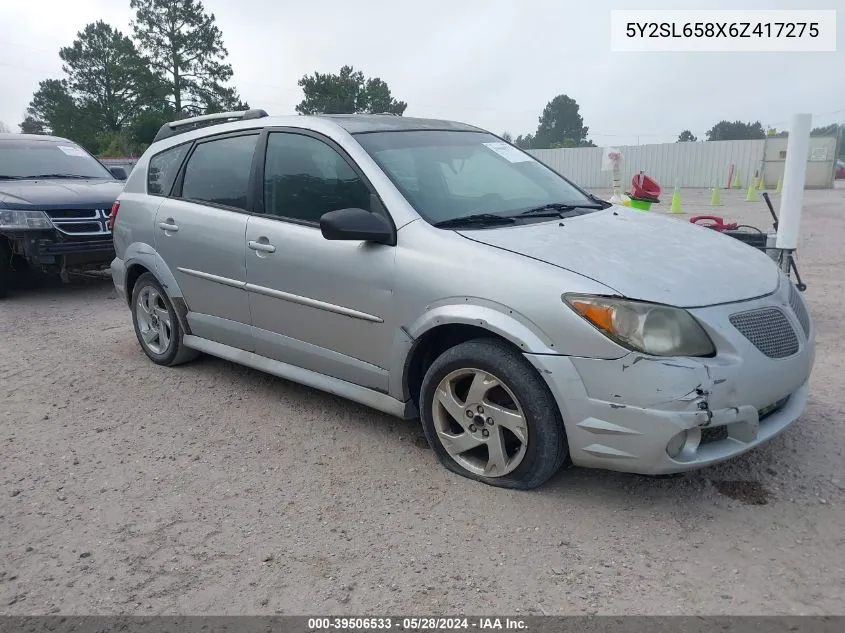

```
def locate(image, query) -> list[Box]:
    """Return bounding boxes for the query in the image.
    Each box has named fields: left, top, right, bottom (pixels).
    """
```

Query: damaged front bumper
left=525, top=285, right=815, bottom=475
left=14, top=230, right=115, bottom=270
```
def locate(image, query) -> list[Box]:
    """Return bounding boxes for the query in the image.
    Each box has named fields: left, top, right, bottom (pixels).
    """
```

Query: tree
left=500, top=131, right=513, bottom=143
left=550, top=138, right=596, bottom=149
left=677, top=130, right=697, bottom=142
left=533, top=94, right=591, bottom=149
left=811, top=124, right=840, bottom=137
left=25, top=79, right=100, bottom=148
left=705, top=120, right=766, bottom=141
left=811, top=124, right=845, bottom=159
left=513, top=133, right=535, bottom=149
left=0, top=121, right=9, bottom=133
left=295, top=65, right=407, bottom=116
left=130, top=108, right=175, bottom=146
left=59, top=21, right=163, bottom=133
left=130, top=0, right=244, bottom=116
left=18, top=116, right=45, bottom=134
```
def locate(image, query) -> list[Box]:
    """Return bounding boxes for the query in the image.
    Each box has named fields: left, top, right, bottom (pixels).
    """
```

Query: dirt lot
left=2, top=185, right=844, bottom=615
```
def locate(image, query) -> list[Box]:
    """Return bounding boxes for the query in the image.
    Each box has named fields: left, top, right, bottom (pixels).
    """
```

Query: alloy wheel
left=431, top=368, right=528, bottom=477
left=135, top=285, right=173, bottom=355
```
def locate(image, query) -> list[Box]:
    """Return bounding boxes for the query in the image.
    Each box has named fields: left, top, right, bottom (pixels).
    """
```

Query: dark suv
left=0, top=133, right=128, bottom=297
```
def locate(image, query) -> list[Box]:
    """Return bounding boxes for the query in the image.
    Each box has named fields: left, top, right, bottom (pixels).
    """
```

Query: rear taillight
left=108, top=201, right=120, bottom=231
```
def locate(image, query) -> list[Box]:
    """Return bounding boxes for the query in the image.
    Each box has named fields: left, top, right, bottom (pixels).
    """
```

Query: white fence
left=96, top=136, right=839, bottom=191
left=528, top=137, right=838, bottom=190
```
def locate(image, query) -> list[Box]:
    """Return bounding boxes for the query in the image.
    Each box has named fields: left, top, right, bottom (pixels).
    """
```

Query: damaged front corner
left=571, top=353, right=717, bottom=418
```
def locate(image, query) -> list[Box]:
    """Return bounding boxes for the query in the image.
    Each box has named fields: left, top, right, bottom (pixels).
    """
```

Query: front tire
left=131, top=272, right=198, bottom=366
left=419, top=338, right=569, bottom=490
left=0, top=239, right=11, bottom=299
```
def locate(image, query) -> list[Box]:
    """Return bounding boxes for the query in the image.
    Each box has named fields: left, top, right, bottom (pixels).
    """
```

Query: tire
left=418, top=337, right=569, bottom=490
left=0, top=240, right=11, bottom=299
left=131, top=272, right=199, bottom=366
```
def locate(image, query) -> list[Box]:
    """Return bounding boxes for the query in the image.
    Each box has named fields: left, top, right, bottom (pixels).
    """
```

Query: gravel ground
left=1, top=184, right=844, bottom=616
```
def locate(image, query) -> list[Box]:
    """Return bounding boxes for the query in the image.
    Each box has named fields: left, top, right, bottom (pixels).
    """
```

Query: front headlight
left=0, top=209, right=53, bottom=230
left=563, top=293, right=715, bottom=357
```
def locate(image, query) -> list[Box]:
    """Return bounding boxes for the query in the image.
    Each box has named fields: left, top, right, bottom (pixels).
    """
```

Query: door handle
left=157, top=220, right=179, bottom=232
left=248, top=240, right=276, bottom=253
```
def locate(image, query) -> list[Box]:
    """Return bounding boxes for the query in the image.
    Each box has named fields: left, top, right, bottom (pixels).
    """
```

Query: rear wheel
left=0, top=239, right=11, bottom=299
left=131, top=272, right=198, bottom=366
left=418, top=338, right=569, bottom=490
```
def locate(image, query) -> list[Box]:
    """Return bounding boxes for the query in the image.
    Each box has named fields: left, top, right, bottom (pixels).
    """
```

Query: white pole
left=776, top=113, right=812, bottom=250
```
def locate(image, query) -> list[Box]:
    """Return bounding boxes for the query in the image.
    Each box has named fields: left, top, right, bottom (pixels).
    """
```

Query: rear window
left=0, top=139, right=113, bottom=180
left=179, top=134, right=258, bottom=210
left=147, top=143, right=191, bottom=196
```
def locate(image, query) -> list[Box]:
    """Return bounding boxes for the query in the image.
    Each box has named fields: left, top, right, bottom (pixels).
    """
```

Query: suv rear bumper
left=111, top=256, right=127, bottom=301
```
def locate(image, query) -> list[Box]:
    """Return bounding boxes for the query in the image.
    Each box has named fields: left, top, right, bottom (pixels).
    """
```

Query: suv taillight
left=108, top=201, right=120, bottom=231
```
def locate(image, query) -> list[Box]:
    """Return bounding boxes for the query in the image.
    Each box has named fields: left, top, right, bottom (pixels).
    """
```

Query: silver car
left=110, top=110, right=815, bottom=490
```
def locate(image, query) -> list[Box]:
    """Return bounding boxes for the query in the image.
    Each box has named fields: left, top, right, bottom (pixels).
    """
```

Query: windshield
left=0, top=139, right=114, bottom=180
left=354, top=130, right=596, bottom=225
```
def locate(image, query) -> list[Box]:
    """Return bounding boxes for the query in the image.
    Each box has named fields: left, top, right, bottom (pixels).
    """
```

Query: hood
left=457, top=206, right=780, bottom=308
left=0, top=179, right=125, bottom=209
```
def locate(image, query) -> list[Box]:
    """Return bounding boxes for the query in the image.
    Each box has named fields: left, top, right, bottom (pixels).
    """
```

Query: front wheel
left=0, top=239, right=14, bottom=299
left=131, top=272, right=198, bottom=366
left=418, top=338, right=569, bottom=490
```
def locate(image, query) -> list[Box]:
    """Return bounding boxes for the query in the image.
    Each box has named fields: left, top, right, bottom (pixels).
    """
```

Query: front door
left=154, top=132, right=259, bottom=351
left=245, top=130, right=396, bottom=392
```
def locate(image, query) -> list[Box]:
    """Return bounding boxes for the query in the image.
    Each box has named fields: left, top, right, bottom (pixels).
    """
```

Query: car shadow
left=538, top=434, right=794, bottom=510
left=185, top=352, right=793, bottom=510
left=4, top=269, right=114, bottom=299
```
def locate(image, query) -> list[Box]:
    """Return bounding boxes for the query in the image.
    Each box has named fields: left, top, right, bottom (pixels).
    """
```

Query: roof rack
left=152, top=108, right=269, bottom=143
left=313, top=112, right=401, bottom=117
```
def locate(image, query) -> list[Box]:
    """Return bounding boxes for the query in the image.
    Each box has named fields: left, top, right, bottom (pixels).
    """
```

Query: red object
left=836, top=160, right=845, bottom=179
left=630, top=173, right=661, bottom=200
left=107, top=201, right=120, bottom=231
left=690, top=215, right=738, bottom=231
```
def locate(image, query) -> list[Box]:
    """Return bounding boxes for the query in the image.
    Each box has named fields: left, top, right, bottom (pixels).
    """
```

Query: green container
left=628, top=198, right=653, bottom=211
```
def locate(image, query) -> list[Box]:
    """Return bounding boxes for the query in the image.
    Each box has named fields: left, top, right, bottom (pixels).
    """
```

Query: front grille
left=788, top=284, right=811, bottom=338
left=729, top=307, right=799, bottom=359
left=44, top=208, right=111, bottom=236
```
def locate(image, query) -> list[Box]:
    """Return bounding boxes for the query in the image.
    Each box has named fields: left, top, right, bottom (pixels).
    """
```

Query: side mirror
left=320, top=208, right=395, bottom=245
left=109, top=167, right=128, bottom=181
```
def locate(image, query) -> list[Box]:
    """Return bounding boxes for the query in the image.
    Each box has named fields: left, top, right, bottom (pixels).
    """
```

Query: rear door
left=154, top=131, right=260, bottom=351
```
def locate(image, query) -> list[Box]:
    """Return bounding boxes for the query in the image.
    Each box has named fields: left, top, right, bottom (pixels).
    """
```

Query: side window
left=147, top=143, right=190, bottom=196
left=180, top=134, right=258, bottom=210
left=263, top=132, right=371, bottom=223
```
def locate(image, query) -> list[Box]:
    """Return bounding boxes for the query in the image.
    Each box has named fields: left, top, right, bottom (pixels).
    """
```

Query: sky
left=0, top=0, right=842, bottom=146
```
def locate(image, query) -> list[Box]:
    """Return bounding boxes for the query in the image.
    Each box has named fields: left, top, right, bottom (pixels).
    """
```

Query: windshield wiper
left=433, top=213, right=517, bottom=228
left=26, top=173, right=92, bottom=180
left=0, top=175, right=27, bottom=180
left=513, top=202, right=605, bottom=218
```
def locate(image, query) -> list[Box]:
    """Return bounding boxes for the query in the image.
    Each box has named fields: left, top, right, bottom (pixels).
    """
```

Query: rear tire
left=0, top=239, right=11, bottom=299
left=131, top=272, right=198, bottom=366
left=419, top=337, right=569, bottom=490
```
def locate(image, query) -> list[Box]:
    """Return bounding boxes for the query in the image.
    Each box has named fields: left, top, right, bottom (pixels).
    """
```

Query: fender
left=406, top=299, right=558, bottom=353
left=121, top=241, right=191, bottom=334
left=387, top=298, right=558, bottom=401
left=123, top=241, right=184, bottom=299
